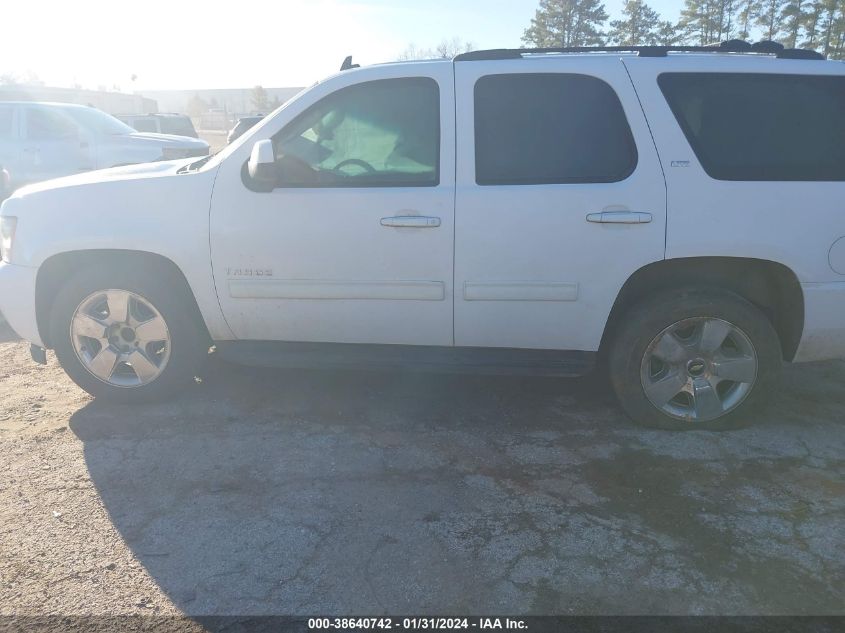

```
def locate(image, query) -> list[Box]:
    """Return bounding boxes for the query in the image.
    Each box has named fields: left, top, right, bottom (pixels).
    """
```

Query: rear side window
left=160, top=117, right=195, bottom=136
left=659, top=73, right=845, bottom=181
left=474, top=73, right=637, bottom=186
left=133, top=118, right=158, bottom=133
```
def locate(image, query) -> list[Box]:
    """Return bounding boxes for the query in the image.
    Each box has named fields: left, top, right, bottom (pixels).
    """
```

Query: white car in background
left=0, top=102, right=208, bottom=188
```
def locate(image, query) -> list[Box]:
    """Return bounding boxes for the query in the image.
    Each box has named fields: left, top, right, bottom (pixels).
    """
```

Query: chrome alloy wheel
left=70, top=290, right=171, bottom=388
left=640, top=317, right=758, bottom=422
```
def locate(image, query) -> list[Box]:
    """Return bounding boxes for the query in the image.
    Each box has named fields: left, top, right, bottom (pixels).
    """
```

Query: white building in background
left=0, top=84, right=157, bottom=115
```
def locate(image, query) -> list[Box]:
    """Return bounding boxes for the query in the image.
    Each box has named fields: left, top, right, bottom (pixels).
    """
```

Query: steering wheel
left=333, top=158, right=376, bottom=174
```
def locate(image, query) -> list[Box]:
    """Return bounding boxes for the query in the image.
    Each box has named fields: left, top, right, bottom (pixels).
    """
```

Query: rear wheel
left=50, top=265, right=207, bottom=403
left=608, top=288, right=782, bottom=430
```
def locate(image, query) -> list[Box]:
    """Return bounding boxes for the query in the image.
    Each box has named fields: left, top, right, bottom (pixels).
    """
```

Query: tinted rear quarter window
left=659, top=73, right=845, bottom=181
left=160, top=117, right=196, bottom=136
left=474, top=73, right=637, bottom=185
left=133, top=118, right=158, bottom=133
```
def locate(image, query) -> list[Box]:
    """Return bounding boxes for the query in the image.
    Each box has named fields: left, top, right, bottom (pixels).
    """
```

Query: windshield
left=64, top=107, right=136, bottom=136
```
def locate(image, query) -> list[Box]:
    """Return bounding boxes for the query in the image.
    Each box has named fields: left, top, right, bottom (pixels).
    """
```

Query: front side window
left=659, top=73, right=845, bottom=181
left=273, top=77, right=440, bottom=187
left=474, top=73, right=638, bottom=186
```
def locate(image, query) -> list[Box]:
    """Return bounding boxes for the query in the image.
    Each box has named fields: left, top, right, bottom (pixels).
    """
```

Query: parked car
left=227, top=115, right=264, bottom=144
left=0, top=102, right=208, bottom=188
left=0, top=165, right=10, bottom=201
left=117, top=113, right=199, bottom=138
left=1, top=43, right=843, bottom=430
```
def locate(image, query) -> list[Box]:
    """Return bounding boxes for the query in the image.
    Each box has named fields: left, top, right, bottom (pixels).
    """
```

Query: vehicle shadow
left=68, top=355, right=845, bottom=618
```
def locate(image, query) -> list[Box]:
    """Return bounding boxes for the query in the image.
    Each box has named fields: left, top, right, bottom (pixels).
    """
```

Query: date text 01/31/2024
left=307, top=618, right=528, bottom=630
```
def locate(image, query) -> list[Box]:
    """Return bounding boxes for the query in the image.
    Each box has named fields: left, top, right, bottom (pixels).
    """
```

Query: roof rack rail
left=454, top=40, right=826, bottom=62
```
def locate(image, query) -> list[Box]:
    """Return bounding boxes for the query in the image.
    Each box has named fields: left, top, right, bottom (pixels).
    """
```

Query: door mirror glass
left=248, top=139, right=276, bottom=184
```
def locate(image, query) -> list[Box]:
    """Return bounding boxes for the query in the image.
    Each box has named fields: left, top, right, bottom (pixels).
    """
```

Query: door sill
left=215, top=341, right=595, bottom=377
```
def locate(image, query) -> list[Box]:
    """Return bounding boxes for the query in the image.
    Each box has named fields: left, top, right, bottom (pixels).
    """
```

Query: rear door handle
left=380, top=215, right=441, bottom=228
left=586, top=211, right=653, bottom=224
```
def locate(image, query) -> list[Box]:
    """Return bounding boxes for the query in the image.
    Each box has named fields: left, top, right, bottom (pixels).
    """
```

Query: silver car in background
left=0, top=102, right=209, bottom=188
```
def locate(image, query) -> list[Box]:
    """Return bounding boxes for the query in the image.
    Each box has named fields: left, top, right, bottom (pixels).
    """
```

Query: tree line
left=522, top=0, right=845, bottom=58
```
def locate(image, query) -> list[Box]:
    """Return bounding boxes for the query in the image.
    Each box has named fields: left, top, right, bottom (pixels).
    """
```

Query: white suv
left=1, top=44, right=843, bottom=430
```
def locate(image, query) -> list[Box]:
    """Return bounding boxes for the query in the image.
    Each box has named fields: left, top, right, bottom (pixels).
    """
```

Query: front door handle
left=380, top=215, right=441, bottom=228
left=586, top=211, right=653, bottom=224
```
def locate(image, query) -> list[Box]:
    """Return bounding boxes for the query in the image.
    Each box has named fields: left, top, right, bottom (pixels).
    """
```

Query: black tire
left=49, top=264, right=208, bottom=403
left=608, top=287, right=782, bottom=430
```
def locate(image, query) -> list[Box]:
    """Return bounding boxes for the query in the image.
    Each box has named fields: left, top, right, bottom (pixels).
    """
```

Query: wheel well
left=601, top=257, right=804, bottom=361
left=36, top=250, right=211, bottom=349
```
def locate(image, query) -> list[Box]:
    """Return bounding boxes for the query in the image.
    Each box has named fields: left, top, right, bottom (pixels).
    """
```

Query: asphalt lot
left=0, top=320, right=843, bottom=617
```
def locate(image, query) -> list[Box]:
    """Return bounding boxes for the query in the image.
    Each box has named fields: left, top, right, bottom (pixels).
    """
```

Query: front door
left=454, top=57, right=667, bottom=351
left=210, top=65, right=455, bottom=346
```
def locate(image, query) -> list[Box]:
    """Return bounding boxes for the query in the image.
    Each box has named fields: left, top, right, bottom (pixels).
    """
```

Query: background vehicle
left=227, top=115, right=263, bottom=144
left=1, top=43, right=843, bottom=431
left=0, top=102, right=208, bottom=188
left=117, top=113, right=199, bottom=138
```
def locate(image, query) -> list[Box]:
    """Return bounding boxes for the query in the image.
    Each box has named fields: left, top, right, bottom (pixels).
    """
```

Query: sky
left=1, top=0, right=684, bottom=92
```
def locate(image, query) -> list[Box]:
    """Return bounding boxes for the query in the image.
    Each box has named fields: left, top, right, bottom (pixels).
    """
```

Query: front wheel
left=50, top=265, right=207, bottom=403
left=608, top=288, right=782, bottom=430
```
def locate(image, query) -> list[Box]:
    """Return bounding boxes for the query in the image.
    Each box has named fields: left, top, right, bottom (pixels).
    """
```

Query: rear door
left=453, top=56, right=667, bottom=351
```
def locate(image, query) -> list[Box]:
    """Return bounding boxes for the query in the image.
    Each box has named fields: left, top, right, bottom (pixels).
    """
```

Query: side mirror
left=247, top=139, right=276, bottom=184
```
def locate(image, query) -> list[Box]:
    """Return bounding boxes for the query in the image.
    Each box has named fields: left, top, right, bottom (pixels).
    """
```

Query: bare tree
left=435, top=37, right=475, bottom=57
left=0, top=70, right=41, bottom=86
left=186, top=93, right=209, bottom=118
left=251, top=85, right=271, bottom=112
left=398, top=38, right=474, bottom=60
